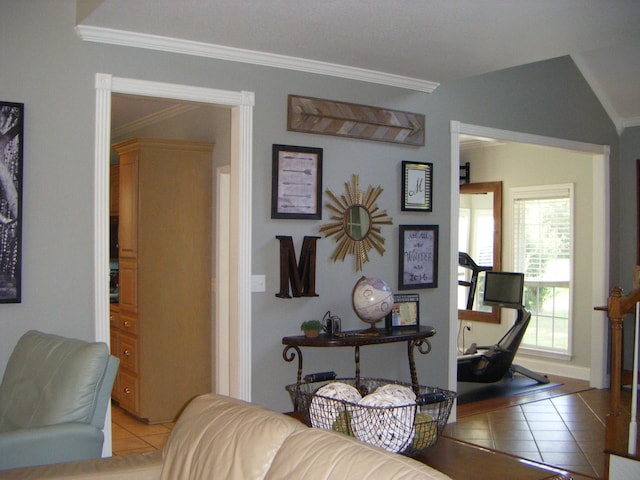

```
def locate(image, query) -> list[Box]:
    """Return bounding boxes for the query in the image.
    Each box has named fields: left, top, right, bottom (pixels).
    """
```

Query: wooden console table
left=282, top=326, right=436, bottom=391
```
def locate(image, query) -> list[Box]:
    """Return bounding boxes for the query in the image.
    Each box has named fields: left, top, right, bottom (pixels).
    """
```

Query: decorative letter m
left=276, top=236, right=320, bottom=298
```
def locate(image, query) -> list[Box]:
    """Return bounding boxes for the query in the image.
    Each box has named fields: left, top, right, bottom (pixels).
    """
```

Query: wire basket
left=286, top=377, right=455, bottom=456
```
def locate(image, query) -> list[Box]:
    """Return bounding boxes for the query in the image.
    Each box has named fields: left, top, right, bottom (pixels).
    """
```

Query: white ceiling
left=78, top=0, right=640, bottom=132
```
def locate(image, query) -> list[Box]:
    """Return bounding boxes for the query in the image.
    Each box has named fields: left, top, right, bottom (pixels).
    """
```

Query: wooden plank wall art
left=287, top=95, right=425, bottom=146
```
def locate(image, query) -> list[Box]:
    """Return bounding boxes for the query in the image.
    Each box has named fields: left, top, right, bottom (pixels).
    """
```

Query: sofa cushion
left=161, top=393, right=306, bottom=480
left=0, top=330, right=112, bottom=432
left=0, top=450, right=162, bottom=480
left=266, top=428, right=452, bottom=480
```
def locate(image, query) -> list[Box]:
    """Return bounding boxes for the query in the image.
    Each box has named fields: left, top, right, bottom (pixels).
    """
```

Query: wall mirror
left=458, top=181, right=502, bottom=323
left=320, top=174, right=393, bottom=271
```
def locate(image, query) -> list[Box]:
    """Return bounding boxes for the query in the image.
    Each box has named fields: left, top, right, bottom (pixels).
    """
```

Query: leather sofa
left=0, top=392, right=451, bottom=479
left=0, top=330, right=119, bottom=470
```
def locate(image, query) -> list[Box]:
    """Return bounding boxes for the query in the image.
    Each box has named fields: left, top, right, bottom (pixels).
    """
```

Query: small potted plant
left=301, top=320, right=323, bottom=338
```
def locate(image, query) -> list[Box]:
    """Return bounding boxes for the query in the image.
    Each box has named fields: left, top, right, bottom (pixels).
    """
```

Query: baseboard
left=513, top=355, right=590, bottom=381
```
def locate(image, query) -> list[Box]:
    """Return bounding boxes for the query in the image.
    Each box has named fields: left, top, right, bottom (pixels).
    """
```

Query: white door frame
left=215, top=165, right=231, bottom=395
left=93, top=74, right=254, bottom=454
left=448, top=121, right=610, bottom=396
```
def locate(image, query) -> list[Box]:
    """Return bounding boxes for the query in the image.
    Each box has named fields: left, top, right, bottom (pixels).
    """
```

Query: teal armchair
left=0, top=330, right=119, bottom=470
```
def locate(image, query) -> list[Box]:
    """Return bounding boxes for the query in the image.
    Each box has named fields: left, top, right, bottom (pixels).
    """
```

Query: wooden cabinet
left=109, top=165, right=119, bottom=216
left=110, top=304, right=120, bottom=401
left=117, top=155, right=137, bottom=258
left=111, top=138, right=213, bottom=424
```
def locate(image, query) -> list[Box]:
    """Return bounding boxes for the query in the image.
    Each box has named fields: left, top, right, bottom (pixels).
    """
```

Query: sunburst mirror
left=319, top=174, right=393, bottom=271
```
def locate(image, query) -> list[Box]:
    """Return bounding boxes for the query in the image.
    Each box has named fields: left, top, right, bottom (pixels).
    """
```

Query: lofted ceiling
left=77, top=0, right=640, bottom=133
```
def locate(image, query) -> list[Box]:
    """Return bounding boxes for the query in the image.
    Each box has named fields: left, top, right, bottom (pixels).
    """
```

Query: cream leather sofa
left=0, top=393, right=451, bottom=479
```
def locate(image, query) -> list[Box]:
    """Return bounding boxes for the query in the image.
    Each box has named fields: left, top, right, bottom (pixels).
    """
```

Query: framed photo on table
left=385, top=293, right=420, bottom=329
left=271, top=144, right=323, bottom=220
left=398, top=224, right=438, bottom=290
left=401, top=161, right=433, bottom=212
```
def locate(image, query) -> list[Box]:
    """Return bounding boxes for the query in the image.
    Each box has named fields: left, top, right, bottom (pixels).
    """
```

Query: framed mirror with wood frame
left=458, top=181, right=502, bottom=323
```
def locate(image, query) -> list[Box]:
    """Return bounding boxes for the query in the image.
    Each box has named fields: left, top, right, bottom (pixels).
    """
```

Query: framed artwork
left=385, top=293, right=420, bottom=329
left=0, top=101, right=24, bottom=303
left=637, top=159, right=640, bottom=264
left=398, top=224, right=438, bottom=290
left=401, top=161, right=433, bottom=212
left=271, top=144, right=323, bottom=220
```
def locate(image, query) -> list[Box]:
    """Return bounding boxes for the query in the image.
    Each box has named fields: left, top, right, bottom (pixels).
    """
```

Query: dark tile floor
left=444, top=388, right=608, bottom=478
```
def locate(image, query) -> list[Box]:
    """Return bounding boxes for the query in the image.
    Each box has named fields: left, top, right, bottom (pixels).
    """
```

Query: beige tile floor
left=111, top=404, right=174, bottom=456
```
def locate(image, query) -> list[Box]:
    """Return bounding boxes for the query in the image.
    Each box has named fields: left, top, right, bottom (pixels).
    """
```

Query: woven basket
left=286, top=377, right=455, bottom=456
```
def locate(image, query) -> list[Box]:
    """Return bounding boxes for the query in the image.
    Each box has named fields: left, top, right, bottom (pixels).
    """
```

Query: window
left=512, top=184, right=573, bottom=357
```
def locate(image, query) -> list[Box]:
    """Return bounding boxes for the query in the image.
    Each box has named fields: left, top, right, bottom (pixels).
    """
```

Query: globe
left=351, top=276, right=394, bottom=329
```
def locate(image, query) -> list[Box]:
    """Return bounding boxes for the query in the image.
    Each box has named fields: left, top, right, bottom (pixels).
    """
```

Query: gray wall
left=619, top=126, right=640, bottom=289
left=0, top=0, right=624, bottom=412
left=619, top=126, right=640, bottom=369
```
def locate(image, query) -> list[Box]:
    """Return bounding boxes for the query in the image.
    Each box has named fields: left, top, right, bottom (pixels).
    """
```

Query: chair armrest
left=0, top=423, right=104, bottom=470
left=0, top=451, right=162, bottom=479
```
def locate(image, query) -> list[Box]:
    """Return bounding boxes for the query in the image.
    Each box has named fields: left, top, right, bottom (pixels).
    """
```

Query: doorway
left=93, top=74, right=254, bottom=455
left=448, top=121, right=610, bottom=399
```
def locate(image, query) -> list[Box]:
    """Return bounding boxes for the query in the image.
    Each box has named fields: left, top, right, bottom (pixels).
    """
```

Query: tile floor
left=443, top=388, right=613, bottom=479
left=111, top=404, right=174, bottom=456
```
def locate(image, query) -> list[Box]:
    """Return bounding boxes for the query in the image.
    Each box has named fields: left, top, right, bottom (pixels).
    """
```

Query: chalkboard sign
left=398, top=225, right=438, bottom=290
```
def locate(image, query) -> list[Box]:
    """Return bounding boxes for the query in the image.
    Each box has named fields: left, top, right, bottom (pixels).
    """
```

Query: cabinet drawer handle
left=124, top=387, right=132, bottom=395
left=123, top=320, right=131, bottom=328
left=123, top=349, right=131, bottom=357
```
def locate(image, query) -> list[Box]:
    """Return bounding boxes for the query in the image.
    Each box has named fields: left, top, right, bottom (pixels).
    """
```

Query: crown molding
left=76, top=25, right=438, bottom=93
left=571, top=53, right=625, bottom=135
left=622, top=116, right=640, bottom=129
left=111, top=103, right=199, bottom=138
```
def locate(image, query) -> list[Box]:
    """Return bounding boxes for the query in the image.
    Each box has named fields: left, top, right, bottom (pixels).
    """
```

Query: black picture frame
left=636, top=159, right=640, bottom=265
left=398, top=224, right=438, bottom=290
left=0, top=101, right=24, bottom=303
left=271, top=144, right=323, bottom=220
left=401, top=161, right=433, bottom=212
left=385, top=293, right=420, bottom=329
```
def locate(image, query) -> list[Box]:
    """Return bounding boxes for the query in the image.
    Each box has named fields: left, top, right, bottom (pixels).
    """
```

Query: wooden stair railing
left=607, top=287, right=640, bottom=417
left=602, top=286, right=640, bottom=476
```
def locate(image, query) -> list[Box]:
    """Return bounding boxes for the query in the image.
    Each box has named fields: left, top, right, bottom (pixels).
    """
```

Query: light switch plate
left=251, top=274, right=266, bottom=292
